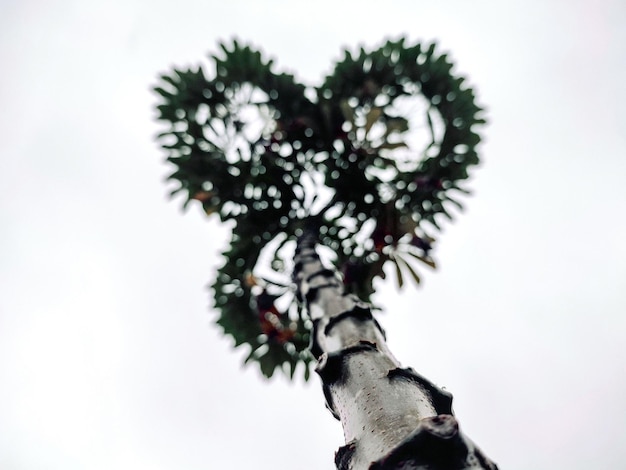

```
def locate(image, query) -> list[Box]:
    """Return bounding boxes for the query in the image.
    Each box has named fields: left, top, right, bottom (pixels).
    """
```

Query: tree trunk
left=293, top=229, right=498, bottom=470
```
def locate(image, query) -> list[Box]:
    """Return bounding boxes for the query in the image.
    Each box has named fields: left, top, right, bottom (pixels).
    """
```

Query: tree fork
left=293, top=229, right=498, bottom=470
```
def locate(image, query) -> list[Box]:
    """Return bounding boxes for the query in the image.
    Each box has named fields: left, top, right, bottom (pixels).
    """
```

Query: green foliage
left=154, top=38, right=485, bottom=379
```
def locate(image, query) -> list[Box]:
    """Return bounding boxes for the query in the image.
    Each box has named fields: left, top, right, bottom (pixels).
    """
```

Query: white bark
left=294, top=230, right=497, bottom=470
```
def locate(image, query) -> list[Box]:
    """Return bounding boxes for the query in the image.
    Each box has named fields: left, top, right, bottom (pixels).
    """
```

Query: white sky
left=1, top=1, right=625, bottom=469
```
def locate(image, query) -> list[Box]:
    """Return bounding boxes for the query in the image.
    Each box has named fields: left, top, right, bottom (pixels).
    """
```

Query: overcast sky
left=1, top=1, right=625, bottom=469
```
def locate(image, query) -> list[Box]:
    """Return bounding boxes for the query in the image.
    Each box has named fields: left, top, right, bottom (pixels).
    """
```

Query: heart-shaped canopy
left=154, top=38, right=485, bottom=379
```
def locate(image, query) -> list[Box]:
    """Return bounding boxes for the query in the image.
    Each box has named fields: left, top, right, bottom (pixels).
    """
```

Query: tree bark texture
left=293, top=230, right=498, bottom=470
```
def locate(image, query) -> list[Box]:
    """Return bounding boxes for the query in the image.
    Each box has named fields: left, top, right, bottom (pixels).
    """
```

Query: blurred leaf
left=395, top=255, right=421, bottom=286
left=384, top=117, right=409, bottom=135
left=203, top=205, right=219, bottom=216
left=153, top=87, right=174, bottom=99
left=405, top=250, right=437, bottom=269
left=364, top=107, right=382, bottom=135
left=392, top=256, right=404, bottom=289
left=425, top=107, right=436, bottom=148
left=259, top=352, right=277, bottom=378
left=377, top=141, right=408, bottom=151
left=340, top=100, right=355, bottom=124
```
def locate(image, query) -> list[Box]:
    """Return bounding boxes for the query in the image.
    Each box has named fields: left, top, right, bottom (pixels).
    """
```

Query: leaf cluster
left=154, top=38, right=485, bottom=379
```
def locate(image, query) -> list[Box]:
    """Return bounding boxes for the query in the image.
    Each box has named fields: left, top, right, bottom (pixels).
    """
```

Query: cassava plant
left=154, top=37, right=497, bottom=469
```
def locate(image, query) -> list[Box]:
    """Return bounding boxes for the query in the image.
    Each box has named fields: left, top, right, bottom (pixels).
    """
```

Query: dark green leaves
left=154, top=38, right=486, bottom=380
